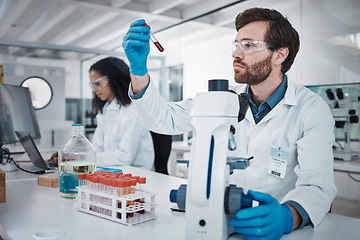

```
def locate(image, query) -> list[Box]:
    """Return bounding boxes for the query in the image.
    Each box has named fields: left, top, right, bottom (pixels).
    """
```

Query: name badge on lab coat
left=268, top=146, right=288, bottom=179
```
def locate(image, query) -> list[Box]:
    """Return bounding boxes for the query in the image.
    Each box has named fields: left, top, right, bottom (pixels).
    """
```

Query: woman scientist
left=88, top=57, right=154, bottom=170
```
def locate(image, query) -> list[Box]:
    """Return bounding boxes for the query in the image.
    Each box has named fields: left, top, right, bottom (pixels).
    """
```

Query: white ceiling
left=0, top=0, right=246, bottom=59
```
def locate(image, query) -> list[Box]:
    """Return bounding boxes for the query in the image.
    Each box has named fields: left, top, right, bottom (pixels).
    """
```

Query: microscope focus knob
left=224, top=185, right=253, bottom=214
left=350, top=115, right=359, bottom=124
left=169, top=184, right=187, bottom=211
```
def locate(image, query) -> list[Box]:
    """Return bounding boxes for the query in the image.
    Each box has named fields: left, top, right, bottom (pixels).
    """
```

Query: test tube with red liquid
left=143, top=23, right=164, bottom=52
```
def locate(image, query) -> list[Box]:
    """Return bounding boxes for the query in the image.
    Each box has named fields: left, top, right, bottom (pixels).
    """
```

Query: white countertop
left=1, top=164, right=360, bottom=240
left=333, top=159, right=360, bottom=174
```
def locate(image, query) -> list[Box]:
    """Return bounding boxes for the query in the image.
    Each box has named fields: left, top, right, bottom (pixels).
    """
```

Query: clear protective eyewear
left=88, top=77, right=108, bottom=89
left=231, top=40, right=273, bottom=55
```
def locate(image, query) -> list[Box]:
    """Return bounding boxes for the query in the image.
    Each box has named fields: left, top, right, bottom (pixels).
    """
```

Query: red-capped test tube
left=143, top=23, right=164, bottom=52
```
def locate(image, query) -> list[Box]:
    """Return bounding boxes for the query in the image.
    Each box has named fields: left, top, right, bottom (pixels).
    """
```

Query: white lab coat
left=131, top=78, right=337, bottom=227
left=92, top=99, right=154, bottom=170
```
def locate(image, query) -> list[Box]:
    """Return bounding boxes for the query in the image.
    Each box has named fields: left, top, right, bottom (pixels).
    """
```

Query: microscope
left=170, top=80, right=253, bottom=240
left=325, top=88, right=360, bottom=161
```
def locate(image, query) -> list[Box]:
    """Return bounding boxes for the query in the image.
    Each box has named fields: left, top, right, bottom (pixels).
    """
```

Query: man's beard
left=234, top=53, right=273, bottom=85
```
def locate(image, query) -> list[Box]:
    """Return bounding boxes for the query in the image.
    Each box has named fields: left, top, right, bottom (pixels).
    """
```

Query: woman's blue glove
left=230, top=190, right=294, bottom=240
left=122, top=19, right=150, bottom=76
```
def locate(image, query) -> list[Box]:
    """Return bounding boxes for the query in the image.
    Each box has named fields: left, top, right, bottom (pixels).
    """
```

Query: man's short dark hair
left=235, top=7, right=300, bottom=73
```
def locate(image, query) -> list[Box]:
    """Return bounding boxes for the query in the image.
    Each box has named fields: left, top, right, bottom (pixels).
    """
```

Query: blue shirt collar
left=247, top=75, right=288, bottom=110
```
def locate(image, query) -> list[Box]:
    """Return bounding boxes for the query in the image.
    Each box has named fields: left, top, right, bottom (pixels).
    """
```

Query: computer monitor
left=0, top=84, right=41, bottom=145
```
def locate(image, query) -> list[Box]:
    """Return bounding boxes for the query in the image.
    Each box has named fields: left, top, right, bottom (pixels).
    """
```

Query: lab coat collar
left=283, top=79, right=298, bottom=106
left=233, top=77, right=298, bottom=106
left=103, top=99, right=120, bottom=112
left=233, top=77, right=298, bottom=125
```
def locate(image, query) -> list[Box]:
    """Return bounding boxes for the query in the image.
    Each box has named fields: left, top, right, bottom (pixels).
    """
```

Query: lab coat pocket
left=267, top=145, right=297, bottom=185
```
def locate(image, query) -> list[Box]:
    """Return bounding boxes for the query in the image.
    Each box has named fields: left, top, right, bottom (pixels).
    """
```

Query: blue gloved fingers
left=130, top=19, right=146, bottom=27
left=231, top=208, right=273, bottom=228
left=128, top=19, right=150, bottom=35
left=123, top=33, right=150, bottom=47
left=126, top=25, right=150, bottom=35
left=235, top=203, right=273, bottom=220
left=122, top=19, right=151, bottom=76
left=247, top=190, right=278, bottom=205
left=122, top=39, right=145, bottom=50
left=124, top=30, right=150, bottom=40
left=230, top=190, right=294, bottom=240
left=231, top=219, right=278, bottom=238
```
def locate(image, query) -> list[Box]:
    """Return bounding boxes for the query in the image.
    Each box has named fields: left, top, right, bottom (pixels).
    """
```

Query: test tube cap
left=139, top=177, right=146, bottom=184
left=78, top=174, right=86, bottom=180
left=111, top=178, right=118, bottom=187
left=130, top=179, right=137, bottom=186
left=117, top=179, right=125, bottom=188
left=92, top=176, right=99, bottom=183
left=125, top=180, right=131, bottom=187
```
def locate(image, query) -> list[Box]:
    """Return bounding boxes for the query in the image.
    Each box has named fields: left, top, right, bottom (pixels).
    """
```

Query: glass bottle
left=58, top=124, right=96, bottom=199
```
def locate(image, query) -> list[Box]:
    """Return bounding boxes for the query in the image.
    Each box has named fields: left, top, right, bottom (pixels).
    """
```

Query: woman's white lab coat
left=131, top=79, right=337, bottom=227
left=92, top=99, right=154, bottom=170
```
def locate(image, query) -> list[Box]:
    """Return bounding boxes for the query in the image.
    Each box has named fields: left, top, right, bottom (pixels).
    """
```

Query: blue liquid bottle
left=58, top=124, right=96, bottom=199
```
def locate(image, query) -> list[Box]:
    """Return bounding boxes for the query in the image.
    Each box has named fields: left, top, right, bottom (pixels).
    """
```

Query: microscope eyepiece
left=208, top=79, right=229, bottom=91
left=336, top=88, right=344, bottom=100
left=326, top=89, right=335, bottom=100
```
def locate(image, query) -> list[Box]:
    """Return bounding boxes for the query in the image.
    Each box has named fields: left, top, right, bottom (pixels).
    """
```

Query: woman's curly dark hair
left=90, top=57, right=131, bottom=114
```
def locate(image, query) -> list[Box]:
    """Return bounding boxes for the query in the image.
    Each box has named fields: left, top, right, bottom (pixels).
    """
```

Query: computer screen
left=0, top=84, right=41, bottom=145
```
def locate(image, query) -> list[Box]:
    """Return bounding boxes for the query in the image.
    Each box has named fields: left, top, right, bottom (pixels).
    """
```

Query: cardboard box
left=38, top=173, right=59, bottom=188
left=0, top=169, right=5, bottom=203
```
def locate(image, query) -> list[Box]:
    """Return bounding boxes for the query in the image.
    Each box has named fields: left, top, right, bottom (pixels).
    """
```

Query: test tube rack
left=77, top=186, right=156, bottom=226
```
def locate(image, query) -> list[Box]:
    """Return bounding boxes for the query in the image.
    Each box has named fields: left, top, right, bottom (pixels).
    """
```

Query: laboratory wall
left=2, top=62, right=66, bottom=122
left=0, top=55, right=80, bottom=148
left=14, top=57, right=82, bottom=99
left=160, top=0, right=359, bottom=98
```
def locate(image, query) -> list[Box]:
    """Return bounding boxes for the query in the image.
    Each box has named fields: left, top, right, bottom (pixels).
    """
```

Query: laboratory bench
left=1, top=164, right=360, bottom=240
left=333, top=159, right=360, bottom=175
left=170, top=141, right=360, bottom=175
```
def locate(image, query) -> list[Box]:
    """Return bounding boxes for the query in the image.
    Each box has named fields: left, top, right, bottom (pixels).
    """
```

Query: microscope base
left=333, top=150, right=360, bottom=161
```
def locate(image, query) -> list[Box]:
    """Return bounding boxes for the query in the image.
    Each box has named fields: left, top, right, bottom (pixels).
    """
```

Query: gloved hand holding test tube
left=143, top=23, right=164, bottom=52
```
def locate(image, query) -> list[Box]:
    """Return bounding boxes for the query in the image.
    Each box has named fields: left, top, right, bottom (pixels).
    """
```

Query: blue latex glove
left=122, top=19, right=150, bottom=76
left=230, top=190, right=294, bottom=240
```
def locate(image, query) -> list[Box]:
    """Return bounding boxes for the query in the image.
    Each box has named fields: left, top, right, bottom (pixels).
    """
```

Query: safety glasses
left=232, top=40, right=273, bottom=55
left=88, top=77, right=108, bottom=89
